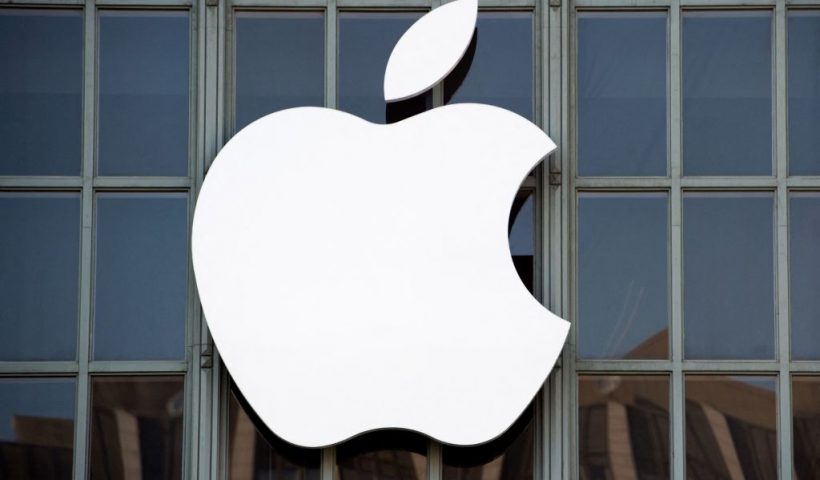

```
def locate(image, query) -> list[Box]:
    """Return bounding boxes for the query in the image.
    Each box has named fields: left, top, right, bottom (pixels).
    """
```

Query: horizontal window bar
left=0, top=362, right=79, bottom=374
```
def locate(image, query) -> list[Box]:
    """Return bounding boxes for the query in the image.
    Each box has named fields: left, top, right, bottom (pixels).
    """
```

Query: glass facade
left=1, top=1, right=819, bottom=479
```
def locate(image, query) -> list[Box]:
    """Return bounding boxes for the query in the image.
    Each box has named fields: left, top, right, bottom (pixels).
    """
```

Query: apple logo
left=192, top=0, right=569, bottom=448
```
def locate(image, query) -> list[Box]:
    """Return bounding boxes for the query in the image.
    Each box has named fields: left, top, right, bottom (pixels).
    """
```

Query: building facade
left=1, top=0, right=819, bottom=479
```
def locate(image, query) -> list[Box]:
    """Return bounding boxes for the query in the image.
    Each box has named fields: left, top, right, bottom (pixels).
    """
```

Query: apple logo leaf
left=384, top=0, right=478, bottom=102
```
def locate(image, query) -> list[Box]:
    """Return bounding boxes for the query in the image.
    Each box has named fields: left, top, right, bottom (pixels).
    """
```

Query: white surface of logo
left=192, top=0, right=569, bottom=448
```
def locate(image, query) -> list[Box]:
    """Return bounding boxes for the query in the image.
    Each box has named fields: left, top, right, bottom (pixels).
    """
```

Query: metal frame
left=2, top=0, right=819, bottom=479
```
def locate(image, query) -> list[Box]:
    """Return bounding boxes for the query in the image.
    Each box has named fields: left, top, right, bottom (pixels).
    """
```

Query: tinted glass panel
left=89, top=376, right=184, bottom=480
left=444, top=12, right=533, bottom=120
left=577, top=12, right=667, bottom=176
left=683, top=194, right=774, bottom=359
left=790, top=193, right=820, bottom=360
left=0, top=10, right=82, bottom=175
left=683, top=11, right=772, bottom=176
left=0, top=193, right=80, bottom=361
left=336, top=431, right=426, bottom=480
left=339, top=13, right=426, bottom=123
left=93, top=194, right=188, bottom=360
left=578, top=193, right=668, bottom=359
left=443, top=406, right=533, bottom=480
left=509, top=191, right=534, bottom=293
left=793, top=376, right=820, bottom=479
left=788, top=12, right=820, bottom=175
left=228, top=383, right=320, bottom=480
left=0, top=378, right=75, bottom=479
left=235, top=12, right=324, bottom=132
left=579, top=376, right=669, bottom=480
left=98, top=11, right=189, bottom=176
left=685, top=376, right=777, bottom=480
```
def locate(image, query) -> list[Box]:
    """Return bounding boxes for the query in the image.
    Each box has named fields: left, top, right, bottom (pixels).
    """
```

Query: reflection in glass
left=235, top=12, right=324, bottom=132
left=98, top=11, right=189, bottom=176
left=228, top=382, right=320, bottom=480
left=788, top=12, right=820, bottom=175
left=685, top=376, right=777, bottom=479
left=93, top=194, right=188, bottom=360
left=509, top=191, right=535, bottom=293
left=444, top=12, right=533, bottom=120
left=578, top=193, right=668, bottom=359
left=89, top=376, right=184, bottom=480
left=443, top=405, right=533, bottom=480
left=792, top=376, right=820, bottom=479
left=0, top=379, right=75, bottom=479
left=683, top=11, right=772, bottom=176
left=336, top=430, right=427, bottom=480
left=683, top=193, right=774, bottom=359
left=0, top=193, right=80, bottom=361
left=0, top=10, right=83, bottom=176
left=790, top=194, right=820, bottom=360
left=577, top=12, right=667, bottom=176
left=339, top=13, right=427, bottom=123
left=578, top=375, right=669, bottom=480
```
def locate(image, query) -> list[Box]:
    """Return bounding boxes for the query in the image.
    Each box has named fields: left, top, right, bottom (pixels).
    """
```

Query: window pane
left=793, top=376, right=820, bottom=479
left=577, top=12, right=667, bottom=177
left=0, top=193, right=80, bottom=361
left=98, top=11, right=189, bottom=176
left=683, top=193, right=774, bottom=359
left=0, top=10, right=82, bottom=175
left=509, top=190, right=534, bottom=293
left=0, top=378, right=75, bottom=479
left=578, top=193, right=669, bottom=359
left=339, top=13, right=426, bottom=124
left=579, top=375, right=669, bottom=479
left=444, top=12, right=533, bottom=120
left=788, top=11, right=820, bottom=175
left=442, top=405, right=533, bottom=480
left=93, top=194, right=188, bottom=360
left=235, top=12, right=324, bottom=132
left=685, top=376, right=777, bottom=479
left=228, top=383, right=320, bottom=480
left=89, top=376, right=184, bottom=480
left=790, top=193, right=820, bottom=360
left=336, top=431, right=426, bottom=480
left=683, top=11, right=772, bottom=176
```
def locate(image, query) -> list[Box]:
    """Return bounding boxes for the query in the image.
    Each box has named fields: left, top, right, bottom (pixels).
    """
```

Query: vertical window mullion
left=774, top=2, right=792, bottom=479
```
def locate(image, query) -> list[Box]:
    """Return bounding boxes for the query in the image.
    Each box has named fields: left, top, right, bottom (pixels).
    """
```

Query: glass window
left=788, top=11, right=820, bottom=175
left=442, top=406, right=533, bottom=480
left=790, top=193, right=820, bottom=360
left=683, top=193, right=774, bottom=359
left=509, top=191, right=535, bottom=293
left=577, top=12, right=667, bottom=177
left=234, top=12, right=324, bottom=132
left=89, top=376, right=184, bottom=480
left=0, top=378, right=75, bottom=479
left=228, top=383, right=320, bottom=480
left=444, top=12, right=533, bottom=121
left=93, top=194, right=188, bottom=360
left=682, top=11, right=772, bottom=176
left=578, top=193, right=669, bottom=359
left=98, top=11, right=190, bottom=176
left=339, top=12, right=426, bottom=124
left=578, top=375, right=669, bottom=479
left=0, top=193, right=80, bottom=361
left=0, top=9, right=83, bottom=176
left=685, top=375, right=777, bottom=479
left=793, top=376, right=820, bottom=479
left=336, top=431, right=427, bottom=480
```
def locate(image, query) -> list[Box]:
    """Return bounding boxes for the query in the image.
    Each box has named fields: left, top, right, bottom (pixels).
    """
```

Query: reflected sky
left=788, top=11, right=820, bottom=175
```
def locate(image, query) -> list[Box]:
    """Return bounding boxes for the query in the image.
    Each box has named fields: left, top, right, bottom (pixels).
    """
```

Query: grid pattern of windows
left=2, top=1, right=819, bottom=479
left=573, top=4, right=820, bottom=480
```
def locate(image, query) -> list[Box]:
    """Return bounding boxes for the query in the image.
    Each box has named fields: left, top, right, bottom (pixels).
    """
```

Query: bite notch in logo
left=192, top=0, right=570, bottom=448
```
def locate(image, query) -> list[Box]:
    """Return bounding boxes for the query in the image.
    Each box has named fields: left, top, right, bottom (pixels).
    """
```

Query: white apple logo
left=192, top=0, right=569, bottom=448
